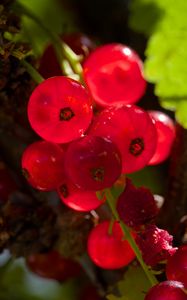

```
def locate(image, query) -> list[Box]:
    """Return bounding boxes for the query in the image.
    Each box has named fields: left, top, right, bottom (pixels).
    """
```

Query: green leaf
left=128, top=166, right=165, bottom=195
left=129, top=0, right=164, bottom=37
left=130, top=0, right=187, bottom=128
left=176, top=100, right=187, bottom=128
left=107, top=264, right=150, bottom=300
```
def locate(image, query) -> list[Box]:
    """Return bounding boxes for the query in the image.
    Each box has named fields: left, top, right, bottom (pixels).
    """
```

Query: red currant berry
left=58, top=179, right=105, bottom=212
left=89, top=105, right=157, bottom=173
left=28, top=76, right=93, bottom=144
left=166, top=245, right=187, bottom=288
left=145, top=281, right=187, bottom=300
left=39, top=33, right=95, bottom=78
left=117, top=179, right=159, bottom=228
left=148, top=111, right=176, bottom=165
left=21, top=140, right=66, bottom=191
left=87, top=220, right=135, bottom=269
left=26, top=250, right=81, bottom=281
left=83, top=44, right=146, bottom=107
left=64, top=136, right=122, bottom=191
left=0, top=164, right=17, bottom=204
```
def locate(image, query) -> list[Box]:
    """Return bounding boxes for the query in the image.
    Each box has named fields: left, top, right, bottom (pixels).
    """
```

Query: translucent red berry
left=148, top=111, right=176, bottom=165
left=58, top=179, right=105, bottom=212
left=28, top=76, right=93, bottom=144
left=166, top=245, right=187, bottom=288
left=26, top=250, right=81, bottom=281
left=145, top=281, right=187, bottom=300
left=64, top=136, right=122, bottom=191
left=39, top=33, right=95, bottom=78
left=87, top=220, right=135, bottom=269
left=21, top=140, right=66, bottom=191
left=89, top=105, right=157, bottom=173
left=117, top=179, right=159, bottom=228
left=136, top=225, right=177, bottom=267
left=83, top=43, right=146, bottom=107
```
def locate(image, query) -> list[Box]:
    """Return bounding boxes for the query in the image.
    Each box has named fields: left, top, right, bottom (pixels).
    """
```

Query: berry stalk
left=12, top=49, right=44, bottom=84
left=13, top=1, right=83, bottom=81
left=104, top=188, right=158, bottom=287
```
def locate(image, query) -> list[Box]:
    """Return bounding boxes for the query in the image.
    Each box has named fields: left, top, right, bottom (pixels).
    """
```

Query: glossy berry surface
left=28, top=76, right=93, bottom=144
left=21, top=140, right=66, bottom=191
left=89, top=105, right=157, bottom=173
left=148, top=111, right=176, bottom=165
left=39, top=33, right=95, bottom=78
left=166, top=245, right=187, bottom=288
left=87, top=220, right=135, bottom=269
left=145, top=281, right=187, bottom=300
left=117, top=179, right=158, bottom=228
left=26, top=250, right=81, bottom=281
left=58, top=179, right=105, bottom=212
left=83, top=43, right=146, bottom=107
left=64, top=136, right=122, bottom=191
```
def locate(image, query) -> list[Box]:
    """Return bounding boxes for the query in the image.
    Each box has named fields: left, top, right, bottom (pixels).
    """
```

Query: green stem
left=21, top=60, right=44, bottom=84
left=104, top=188, right=158, bottom=287
left=14, top=2, right=83, bottom=80
left=108, top=218, right=115, bottom=235
left=62, top=43, right=83, bottom=79
left=12, top=49, right=44, bottom=84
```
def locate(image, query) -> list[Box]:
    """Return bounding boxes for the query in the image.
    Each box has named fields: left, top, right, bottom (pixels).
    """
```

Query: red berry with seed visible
left=64, top=136, right=122, bottom=191
left=148, top=111, right=176, bottom=165
left=26, top=250, right=81, bottom=281
left=83, top=43, right=146, bottom=107
left=87, top=220, right=135, bottom=269
left=89, top=105, right=157, bottom=173
left=166, top=245, right=187, bottom=288
left=39, top=33, right=95, bottom=78
left=58, top=179, right=105, bottom=212
left=145, top=281, right=187, bottom=300
left=136, top=225, right=177, bottom=267
left=117, top=179, right=159, bottom=228
left=21, top=140, right=66, bottom=191
left=28, top=76, right=93, bottom=144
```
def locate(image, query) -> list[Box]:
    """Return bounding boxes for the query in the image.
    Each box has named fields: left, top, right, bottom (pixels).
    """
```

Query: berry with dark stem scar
left=64, top=135, right=122, bottom=191
left=28, top=76, right=93, bottom=144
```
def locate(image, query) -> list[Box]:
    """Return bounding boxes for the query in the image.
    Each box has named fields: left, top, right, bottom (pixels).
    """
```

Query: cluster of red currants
left=20, top=40, right=187, bottom=299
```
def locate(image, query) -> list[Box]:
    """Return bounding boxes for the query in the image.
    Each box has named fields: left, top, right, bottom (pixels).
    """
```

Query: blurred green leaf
left=128, top=165, right=165, bottom=195
left=130, top=0, right=187, bottom=128
left=176, top=100, right=187, bottom=128
left=107, top=264, right=150, bottom=300
left=129, top=0, right=164, bottom=37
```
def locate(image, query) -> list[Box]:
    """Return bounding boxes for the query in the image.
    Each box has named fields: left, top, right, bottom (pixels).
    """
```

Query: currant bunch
left=21, top=37, right=179, bottom=300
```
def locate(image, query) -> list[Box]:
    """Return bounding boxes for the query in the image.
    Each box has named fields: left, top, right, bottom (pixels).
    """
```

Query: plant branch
left=12, top=49, right=44, bottom=84
left=104, top=188, right=158, bottom=287
left=13, top=2, right=83, bottom=81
